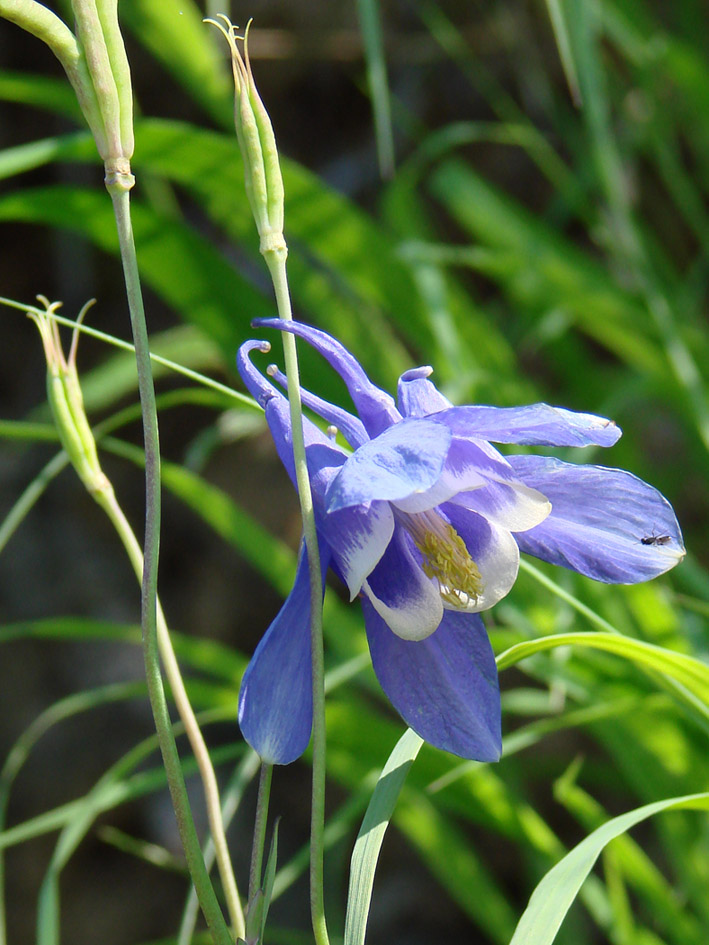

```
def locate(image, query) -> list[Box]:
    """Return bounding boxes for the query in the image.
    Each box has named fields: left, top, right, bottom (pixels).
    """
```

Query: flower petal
left=397, top=366, right=452, bottom=417
left=237, top=338, right=278, bottom=408
left=440, top=504, right=521, bottom=612
left=262, top=402, right=347, bottom=516
left=252, top=318, right=401, bottom=437
left=326, top=418, right=452, bottom=512
left=239, top=541, right=330, bottom=764
left=433, top=403, right=621, bottom=447
left=237, top=339, right=349, bottom=497
left=449, top=479, right=551, bottom=532
left=266, top=362, right=368, bottom=448
left=362, top=526, right=443, bottom=641
left=508, top=455, right=686, bottom=582
left=320, top=500, right=395, bottom=599
left=238, top=339, right=396, bottom=593
left=392, top=436, right=516, bottom=514
left=363, top=602, right=501, bottom=761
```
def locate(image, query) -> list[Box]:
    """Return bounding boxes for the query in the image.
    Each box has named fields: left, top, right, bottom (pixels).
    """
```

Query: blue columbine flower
left=236, top=319, right=685, bottom=764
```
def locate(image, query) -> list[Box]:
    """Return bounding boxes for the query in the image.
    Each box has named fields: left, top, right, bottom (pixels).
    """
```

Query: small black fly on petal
left=641, top=534, right=672, bottom=546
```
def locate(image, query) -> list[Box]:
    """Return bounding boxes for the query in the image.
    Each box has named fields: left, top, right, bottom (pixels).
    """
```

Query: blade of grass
left=355, top=0, right=395, bottom=178
left=497, top=631, right=709, bottom=712
left=542, top=0, right=582, bottom=104
left=509, top=792, right=709, bottom=945
left=0, top=69, right=81, bottom=119
left=554, top=768, right=705, bottom=945
left=0, top=720, right=244, bottom=853
left=0, top=682, right=144, bottom=943
left=121, top=0, right=232, bottom=128
left=344, top=728, right=423, bottom=945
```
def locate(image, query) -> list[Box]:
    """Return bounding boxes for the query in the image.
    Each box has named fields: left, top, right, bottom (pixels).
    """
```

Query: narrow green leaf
left=344, top=728, right=423, bottom=945
left=0, top=184, right=275, bottom=358
left=0, top=132, right=87, bottom=179
left=120, top=0, right=232, bottom=128
left=0, top=70, right=81, bottom=119
left=97, top=825, right=186, bottom=873
left=356, top=0, right=395, bottom=177
left=244, top=889, right=264, bottom=945
left=260, top=818, right=280, bottom=943
left=496, top=631, right=709, bottom=709
left=0, top=738, right=242, bottom=851
left=0, top=678, right=145, bottom=942
left=35, top=739, right=244, bottom=945
left=543, top=0, right=582, bottom=105
left=509, top=792, right=709, bottom=945
left=0, top=420, right=57, bottom=442
left=0, top=616, right=244, bottom=682
left=427, top=159, right=665, bottom=376
left=395, top=791, right=520, bottom=943
left=554, top=770, right=706, bottom=945
left=0, top=450, right=68, bottom=555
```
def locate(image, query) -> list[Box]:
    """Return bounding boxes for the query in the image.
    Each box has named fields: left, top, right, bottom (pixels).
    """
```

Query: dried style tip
left=205, top=16, right=286, bottom=258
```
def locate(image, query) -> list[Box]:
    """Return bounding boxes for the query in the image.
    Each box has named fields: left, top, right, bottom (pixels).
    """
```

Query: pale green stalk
left=93, top=483, right=245, bottom=939
left=0, top=297, right=255, bottom=408
left=27, top=303, right=234, bottom=945
left=248, top=763, right=274, bottom=903
left=1, top=1, right=241, bottom=938
left=211, top=17, right=331, bottom=944
left=178, top=751, right=262, bottom=945
left=97, top=188, right=238, bottom=945
left=263, top=251, right=329, bottom=945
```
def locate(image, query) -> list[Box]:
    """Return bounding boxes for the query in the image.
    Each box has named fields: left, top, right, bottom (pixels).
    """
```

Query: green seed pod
left=0, top=0, right=133, bottom=181
left=72, top=0, right=134, bottom=165
left=207, top=17, right=286, bottom=258
left=29, top=299, right=110, bottom=497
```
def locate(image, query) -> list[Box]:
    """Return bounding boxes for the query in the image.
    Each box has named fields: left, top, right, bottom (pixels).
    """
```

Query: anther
left=403, top=510, right=484, bottom=608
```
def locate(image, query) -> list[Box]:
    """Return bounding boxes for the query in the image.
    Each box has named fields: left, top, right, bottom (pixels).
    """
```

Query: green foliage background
left=1, top=1, right=708, bottom=944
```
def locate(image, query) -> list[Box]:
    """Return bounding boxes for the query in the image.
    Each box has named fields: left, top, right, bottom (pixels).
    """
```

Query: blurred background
left=1, top=1, right=709, bottom=943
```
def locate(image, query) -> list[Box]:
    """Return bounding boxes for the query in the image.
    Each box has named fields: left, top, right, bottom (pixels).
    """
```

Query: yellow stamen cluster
left=406, top=511, right=484, bottom=608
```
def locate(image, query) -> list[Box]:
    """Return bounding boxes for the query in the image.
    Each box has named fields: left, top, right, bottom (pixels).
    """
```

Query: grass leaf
left=344, top=728, right=423, bottom=945
left=509, top=792, right=709, bottom=945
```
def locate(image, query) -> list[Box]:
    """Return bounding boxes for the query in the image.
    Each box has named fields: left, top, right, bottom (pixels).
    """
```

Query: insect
left=640, top=533, right=672, bottom=546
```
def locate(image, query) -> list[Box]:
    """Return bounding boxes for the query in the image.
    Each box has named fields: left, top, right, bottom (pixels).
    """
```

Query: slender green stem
left=518, top=558, right=709, bottom=730
left=0, top=299, right=255, bottom=409
left=95, top=486, right=245, bottom=940
left=249, top=763, right=274, bottom=903
left=0, top=451, right=69, bottom=555
left=518, top=559, right=618, bottom=635
left=107, top=184, right=232, bottom=945
left=179, top=751, right=262, bottom=945
left=264, top=250, right=330, bottom=945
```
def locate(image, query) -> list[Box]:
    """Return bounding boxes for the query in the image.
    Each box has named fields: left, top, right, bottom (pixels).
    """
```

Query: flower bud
left=207, top=17, right=286, bottom=258
left=29, top=298, right=111, bottom=497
